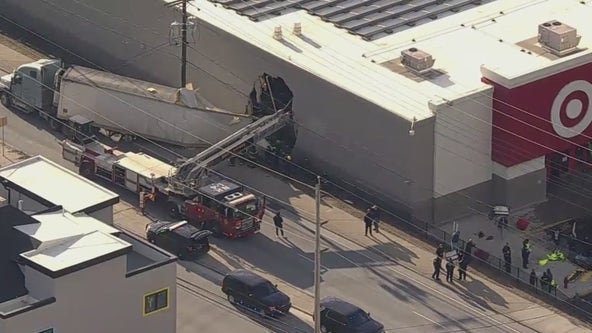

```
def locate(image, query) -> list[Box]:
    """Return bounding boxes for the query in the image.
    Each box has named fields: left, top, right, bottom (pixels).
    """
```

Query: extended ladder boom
left=167, top=107, right=292, bottom=195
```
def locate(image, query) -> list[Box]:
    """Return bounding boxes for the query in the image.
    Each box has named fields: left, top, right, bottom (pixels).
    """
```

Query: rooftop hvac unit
left=401, top=48, right=435, bottom=74
left=538, top=20, right=581, bottom=56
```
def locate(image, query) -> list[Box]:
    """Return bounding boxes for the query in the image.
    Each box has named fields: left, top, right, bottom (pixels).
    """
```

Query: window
left=29, top=70, right=37, bottom=79
left=37, top=329, right=54, bottom=333
left=143, top=287, right=169, bottom=316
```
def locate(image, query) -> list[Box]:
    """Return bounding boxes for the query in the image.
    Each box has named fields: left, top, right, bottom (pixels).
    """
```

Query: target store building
left=5, top=0, right=592, bottom=224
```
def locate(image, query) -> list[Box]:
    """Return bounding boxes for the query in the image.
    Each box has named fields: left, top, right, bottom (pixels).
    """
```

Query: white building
left=4, top=0, right=592, bottom=223
left=0, top=155, right=177, bottom=333
left=0, top=196, right=177, bottom=333
left=0, top=155, right=119, bottom=223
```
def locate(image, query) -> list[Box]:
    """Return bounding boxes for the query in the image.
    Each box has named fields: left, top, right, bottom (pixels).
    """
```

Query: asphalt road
left=0, top=35, right=568, bottom=333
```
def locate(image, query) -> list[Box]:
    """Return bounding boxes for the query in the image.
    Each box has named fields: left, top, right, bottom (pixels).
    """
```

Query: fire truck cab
left=175, top=180, right=264, bottom=238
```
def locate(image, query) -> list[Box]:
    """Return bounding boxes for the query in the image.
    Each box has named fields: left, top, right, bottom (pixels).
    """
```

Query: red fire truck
left=62, top=108, right=291, bottom=238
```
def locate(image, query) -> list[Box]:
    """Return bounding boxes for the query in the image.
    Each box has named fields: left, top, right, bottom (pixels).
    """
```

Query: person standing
left=432, top=256, right=443, bottom=280
left=451, top=230, right=461, bottom=252
left=446, top=259, right=455, bottom=282
left=464, top=238, right=475, bottom=256
left=436, top=244, right=445, bottom=258
left=458, top=254, right=469, bottom=281
left=273, top=211, right=285, bottom=237
left=364, top=207, right=375, bottom=236
left=502, top=242, right=512, bottom=273
left=521, top=242, right=531, bottom=269
left=529, top=269, right=537, bottom=287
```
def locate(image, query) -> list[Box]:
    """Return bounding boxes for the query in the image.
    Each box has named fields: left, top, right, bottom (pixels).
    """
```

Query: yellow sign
left=0, top=116, right=7, bottom=127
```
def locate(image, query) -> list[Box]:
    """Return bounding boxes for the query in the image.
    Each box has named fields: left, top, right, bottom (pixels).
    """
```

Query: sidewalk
left=219, top=164, right=590, bottom=332
left=440, top=213, right=591, bottom=298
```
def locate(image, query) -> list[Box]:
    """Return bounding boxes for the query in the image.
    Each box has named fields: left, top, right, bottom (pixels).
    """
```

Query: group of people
left=530, top=268, right=558, bottom=293
left=432, top=240, right=474, bottom=282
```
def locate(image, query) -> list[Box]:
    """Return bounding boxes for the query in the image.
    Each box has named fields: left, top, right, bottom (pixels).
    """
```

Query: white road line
left=413, top=311, right=446, bottom=329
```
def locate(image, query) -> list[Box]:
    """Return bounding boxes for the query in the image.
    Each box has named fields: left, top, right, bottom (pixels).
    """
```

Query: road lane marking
left=413, top=311, right=446, bottom=329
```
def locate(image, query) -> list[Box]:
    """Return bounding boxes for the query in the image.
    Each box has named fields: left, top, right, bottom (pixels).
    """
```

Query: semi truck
left=0, top=58, right=250, bottom=147
left=62, top=106, right=293, bottom=239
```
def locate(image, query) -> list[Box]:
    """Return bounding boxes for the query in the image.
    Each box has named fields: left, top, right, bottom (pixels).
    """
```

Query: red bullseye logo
left=551, top=80, right=592, bottom=138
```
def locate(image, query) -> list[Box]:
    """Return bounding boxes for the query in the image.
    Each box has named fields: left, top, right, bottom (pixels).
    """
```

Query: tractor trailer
left=0, top=59, right=249, bottom=147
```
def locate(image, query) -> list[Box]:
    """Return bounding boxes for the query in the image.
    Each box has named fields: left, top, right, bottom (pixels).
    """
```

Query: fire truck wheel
left=79, top=162, right=94, bottom=179
left=168, top=202, right=181, bottom=219
left=205, top=220, right=222, bottom=238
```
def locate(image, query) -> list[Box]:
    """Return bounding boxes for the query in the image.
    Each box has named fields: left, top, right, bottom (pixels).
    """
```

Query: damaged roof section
left=207, top=0, right=497, bottom=40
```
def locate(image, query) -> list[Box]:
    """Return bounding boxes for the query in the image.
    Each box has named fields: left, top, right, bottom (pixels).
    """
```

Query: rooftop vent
left=538, top=20, right=581, bottom=56
left=401, top=48, right=435, bottom=74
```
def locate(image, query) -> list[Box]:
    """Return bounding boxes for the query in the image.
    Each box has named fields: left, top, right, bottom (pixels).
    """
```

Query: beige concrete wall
left=3, top=256, right=176, bottom=333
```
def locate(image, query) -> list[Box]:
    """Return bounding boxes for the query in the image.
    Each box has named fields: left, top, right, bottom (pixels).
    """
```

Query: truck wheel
left=79, top=161, right=94, bottom=179
left=168, top=202, right=181, bottom=219
left=49, top=118, right=62, bottom=131
left=0, top=93, right=11, bottom=107
left=206, top=221, right=222, bottom=238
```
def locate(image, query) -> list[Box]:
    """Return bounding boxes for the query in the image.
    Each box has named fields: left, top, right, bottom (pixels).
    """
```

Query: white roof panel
left=182, top=0, right=592, bottom=121
left=116, top=152, right=175, bottom=179
left=0, top=155, right=118, bottom=213
left=20, top=231, right=130, bottom=273
left=16, top=211, right=120, bottom=244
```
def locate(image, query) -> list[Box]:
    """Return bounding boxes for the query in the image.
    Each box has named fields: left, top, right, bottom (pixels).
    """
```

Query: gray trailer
left=1, top=60, right=250, bottom=147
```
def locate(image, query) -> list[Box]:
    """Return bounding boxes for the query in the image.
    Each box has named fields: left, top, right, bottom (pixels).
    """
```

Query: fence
left=424, top=223, right=592, bottom=321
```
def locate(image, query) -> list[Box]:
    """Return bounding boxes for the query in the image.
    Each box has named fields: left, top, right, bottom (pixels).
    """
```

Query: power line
left=1, top=15, right=589, bottom=324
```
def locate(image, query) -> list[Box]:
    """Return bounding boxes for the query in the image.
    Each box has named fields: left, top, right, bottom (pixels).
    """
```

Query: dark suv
left=222, top=269, right=291, bottom=317
left=319, top=297, right=384, bottom=333
left=146, top=220, right=212, bottom=259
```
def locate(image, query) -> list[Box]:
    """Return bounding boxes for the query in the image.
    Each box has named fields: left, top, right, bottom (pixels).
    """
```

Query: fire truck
left=62, top=107, right=292, bottom=238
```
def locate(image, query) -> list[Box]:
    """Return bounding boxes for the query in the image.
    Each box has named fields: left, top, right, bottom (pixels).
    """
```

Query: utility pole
left=314, top=176, right=322, bottom=333
left=181, top=0, right=188, bottom=87
left=166, top=0, right=194, bottom=87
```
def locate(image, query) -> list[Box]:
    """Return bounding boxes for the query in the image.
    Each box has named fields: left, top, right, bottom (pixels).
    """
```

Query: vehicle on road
left=62, top=104, right=294, bottom=239
left=318, top=297, right=384, bottom=333
left=1, top=58, right=250, bottom=147
left=222, top=269, right=292, bottom=317
left=146, top=220, right=212, bottom=259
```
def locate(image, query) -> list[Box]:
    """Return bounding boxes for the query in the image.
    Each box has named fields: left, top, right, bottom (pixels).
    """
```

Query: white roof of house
left=15, top=211, right=119, bottom=246
left=183, top=0, right=592, bottom=121
left=0, top=155, right=118, bottom=213
left=20, top=230, right=130, bottom=273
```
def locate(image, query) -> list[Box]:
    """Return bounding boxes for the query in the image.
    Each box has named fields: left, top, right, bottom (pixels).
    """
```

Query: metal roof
left=208, top=0, right=496, bottom=40
left=63, top=65, right=194, bottom=105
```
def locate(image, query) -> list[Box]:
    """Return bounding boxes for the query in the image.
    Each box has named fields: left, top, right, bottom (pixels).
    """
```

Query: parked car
left=222, top=269, right=291, bottom=317
left=146, top=220, right=212, bottom=259
left=318, top=297, right=384, bottom=333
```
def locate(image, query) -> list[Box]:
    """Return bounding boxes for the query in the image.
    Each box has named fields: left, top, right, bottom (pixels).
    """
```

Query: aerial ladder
left=154, top=105, right=293, bottom=198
